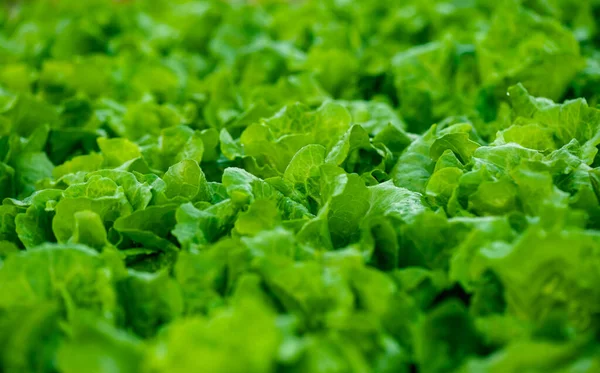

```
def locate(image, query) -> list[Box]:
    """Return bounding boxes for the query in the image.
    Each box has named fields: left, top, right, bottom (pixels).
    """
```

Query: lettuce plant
left=1, top=0, right=600, bottom=372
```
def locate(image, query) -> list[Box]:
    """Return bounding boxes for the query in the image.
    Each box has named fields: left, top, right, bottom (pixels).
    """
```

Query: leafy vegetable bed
left=1, top=0, right=600, bottom=372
